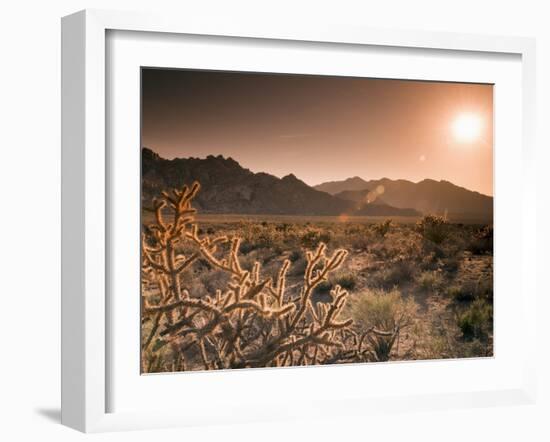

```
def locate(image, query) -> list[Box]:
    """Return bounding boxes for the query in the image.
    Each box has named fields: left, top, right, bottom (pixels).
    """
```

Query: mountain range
left=314, top=176, right=493, bottom=221
left=142, top=148, right=492, bottom=221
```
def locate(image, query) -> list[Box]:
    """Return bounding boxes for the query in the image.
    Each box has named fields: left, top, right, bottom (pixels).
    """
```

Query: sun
left=452, top=113, right=482, bottom=143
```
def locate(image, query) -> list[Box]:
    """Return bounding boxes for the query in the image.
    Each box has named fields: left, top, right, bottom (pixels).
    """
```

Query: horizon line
left=142, top=146, right=494, bottom=198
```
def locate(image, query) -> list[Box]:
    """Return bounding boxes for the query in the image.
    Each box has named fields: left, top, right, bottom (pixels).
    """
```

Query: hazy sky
left=142, top=68, right=493, bottom=196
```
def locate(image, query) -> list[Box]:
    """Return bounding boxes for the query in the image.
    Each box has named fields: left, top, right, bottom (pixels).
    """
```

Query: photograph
left=140, top=68, right=494, bottom=374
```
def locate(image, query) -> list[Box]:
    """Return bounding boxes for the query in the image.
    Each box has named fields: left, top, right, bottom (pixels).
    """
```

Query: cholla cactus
left=416, top=214, right=449, bottom=245
left=372, top=219, right=393, bottom=238
left=141, top=182, right=381, bottom=372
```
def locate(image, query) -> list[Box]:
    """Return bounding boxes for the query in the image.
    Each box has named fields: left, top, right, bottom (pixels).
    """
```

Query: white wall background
left=0, top=1, right=547, bottom=440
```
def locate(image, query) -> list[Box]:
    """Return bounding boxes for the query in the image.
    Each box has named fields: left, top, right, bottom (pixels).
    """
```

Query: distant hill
left=334, top=189, right=387, bottom=205
left=333, top=189, right=420, bottom=216
left=141, top=148, right=420, bottom=217
left=315, top=176, right=370, bottom=195
left=315, top=177, right=493, bottom=221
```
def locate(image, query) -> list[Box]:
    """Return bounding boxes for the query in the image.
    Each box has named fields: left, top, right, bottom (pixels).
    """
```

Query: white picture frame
left=61, top=9, right=537, bottom=433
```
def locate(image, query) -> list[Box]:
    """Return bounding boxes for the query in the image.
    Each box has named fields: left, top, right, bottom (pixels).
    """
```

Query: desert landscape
left=140, top=149, right=493, bottom=373
left=140, top=68, right=493, bottom=373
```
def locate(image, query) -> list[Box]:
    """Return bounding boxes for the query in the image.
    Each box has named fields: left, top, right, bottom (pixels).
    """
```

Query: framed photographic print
left=61, top=9, right=537, bottom=432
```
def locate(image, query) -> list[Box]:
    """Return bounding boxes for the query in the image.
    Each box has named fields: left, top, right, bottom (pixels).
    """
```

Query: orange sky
left=142, top=69, right=493, bottom=196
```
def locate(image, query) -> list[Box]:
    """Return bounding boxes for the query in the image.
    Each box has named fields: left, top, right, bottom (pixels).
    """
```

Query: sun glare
left=452, top=113, right=482, bottom=143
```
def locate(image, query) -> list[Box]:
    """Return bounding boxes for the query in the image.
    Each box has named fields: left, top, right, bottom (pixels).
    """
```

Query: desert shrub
left=350, top=289, right=418, bottom=361
left=372, top=219, right=393, bottom=238
left=141, top=182, right=375, bottom=372
left=256, top=231, right=276, bottom=249
left=467, top=225, right=493, bottom=255
left=345, top=225, right=363, bottom=235
left=275, top=223, right=291, bottom=233
left=372, top=259, right=415, bottom=289
left=300, top=230, right=316, bottom=248
left=300, top=230, right=323, bottom=248
left=199, top=269, right=230, bottom=293
left=446, top=285, right=475, bottom=303
left=311, top=271, right=358, bottom=300
left=314, top=280, right=333, bottom=294
left=447, top=278, right=492, bottom=304
left=352, top=289, right=402, bottom=330
left=457, top=299, right=492, bottom=341
left=370, top=230, right=420, bottom=261
left=460, top=339, right=493, bottom=358
left=417, top=270, right=444, bottom=292
left=239, top=241, right=256, bottom=255
left=475, top=276, right=494, bottom=304
left=422, top=335, right=452, bottom=360
left=334, top=273, right=357, bottom=291
left=288, top=249, right=302, bottom=262
left=273, top=245, right=284, bottom=256
left=319, top=232, right=332, bottom=244
left=352, top=234, right=374, bottom=252
left=416, top=215, right=450, bottom=245
left=421, top=242, right=446, bottom=264
left=288, top=256, right=308, bottom=276
left=442, top=255, right=460, bottom=273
